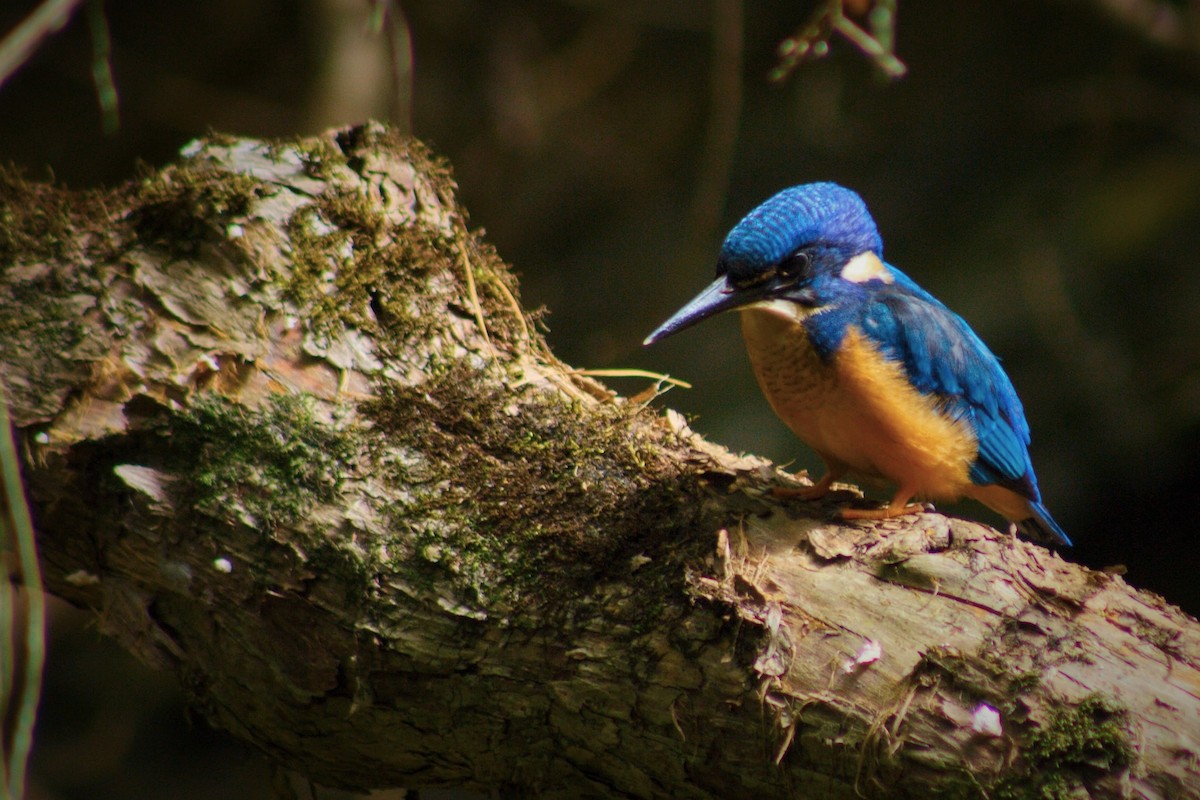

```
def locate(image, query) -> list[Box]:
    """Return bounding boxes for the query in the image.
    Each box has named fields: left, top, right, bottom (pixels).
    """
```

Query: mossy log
left=2, top=123, right=1198, bottom=799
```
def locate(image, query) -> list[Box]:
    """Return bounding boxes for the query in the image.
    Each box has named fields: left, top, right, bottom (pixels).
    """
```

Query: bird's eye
left=730, top=265, right=776, bottom=290
left=779, top=250, right=811, bottom=279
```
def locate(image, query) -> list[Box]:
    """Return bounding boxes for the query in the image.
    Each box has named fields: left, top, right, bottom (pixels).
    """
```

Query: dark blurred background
left=3, top=1, right=1199, bottom=797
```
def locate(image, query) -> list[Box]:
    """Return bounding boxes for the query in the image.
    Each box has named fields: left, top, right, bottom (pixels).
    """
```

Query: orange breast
left=739, top=305, right=978, bottom=501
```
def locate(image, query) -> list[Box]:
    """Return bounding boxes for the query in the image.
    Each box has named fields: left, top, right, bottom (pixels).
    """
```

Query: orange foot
left=837, top=490, right=926, bottom=521
left=838, top=503, right=925, bottom=521
left=771, top=471, right=837, bottom=501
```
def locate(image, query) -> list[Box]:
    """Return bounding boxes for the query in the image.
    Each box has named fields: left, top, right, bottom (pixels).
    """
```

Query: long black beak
left=643, top=277, right=751, bottom=345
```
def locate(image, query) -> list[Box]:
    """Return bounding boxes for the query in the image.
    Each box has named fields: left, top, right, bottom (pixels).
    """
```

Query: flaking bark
left=2, top=123, right=1198, bottom=799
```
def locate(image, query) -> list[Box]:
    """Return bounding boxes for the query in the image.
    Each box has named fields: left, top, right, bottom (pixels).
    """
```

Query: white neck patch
left=741, top=298, right=817, bottom=323
left=839, top=251, right=893, bottom=284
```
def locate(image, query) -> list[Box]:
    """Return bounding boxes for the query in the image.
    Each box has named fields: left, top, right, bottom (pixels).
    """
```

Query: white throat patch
left=839, top=252, right=893, bottom=284
left=741, top=298, right=817, bottom=323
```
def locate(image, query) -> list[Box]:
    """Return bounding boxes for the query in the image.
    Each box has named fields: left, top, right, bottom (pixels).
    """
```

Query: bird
left=644, top=182, right=1070, bottom=547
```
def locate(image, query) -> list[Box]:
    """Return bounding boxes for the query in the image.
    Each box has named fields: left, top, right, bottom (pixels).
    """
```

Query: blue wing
left=855, top=266, right=1038, bottom=500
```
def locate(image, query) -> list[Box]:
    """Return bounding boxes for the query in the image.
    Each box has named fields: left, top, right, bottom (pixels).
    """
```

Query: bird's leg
left=771, top=470, right=838, bottom=501
left=838, top=488, right=924, bottom=521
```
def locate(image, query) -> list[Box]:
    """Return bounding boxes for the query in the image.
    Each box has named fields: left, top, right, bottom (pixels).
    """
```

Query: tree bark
left=2, top=122, right=1198, bottom=799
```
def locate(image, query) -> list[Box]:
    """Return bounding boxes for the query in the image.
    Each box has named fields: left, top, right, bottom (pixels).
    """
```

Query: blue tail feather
left=1017, top=501, right=1072, bottom=547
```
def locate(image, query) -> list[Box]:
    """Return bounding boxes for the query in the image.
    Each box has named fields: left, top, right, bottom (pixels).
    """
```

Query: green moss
left=0, top=277, right=89, bottom=352
left=333, top=123, right=458, bottom=188
left=922, top=692, right=1134, bottom=799
left=282, top=183, right=532, bottom=361
left=0, top=164, right=92, bottom=265
left=283, top=203, right=350, bottom=327
left=282, top=188, right=453, bottom=341
left=911, top=651, right=1133, bottom=797
left=1008, top=669, right=1043, bottom=694
left=168, top=393, right=359, bottom=531
left=990, top=694, right=1134, bottom=800
left=1125, top=611, right=1184, bottom=657
left=130, top=159, right=267, bottom=248
left=913, top=646, right=1056, bottom=724
left=0, top=283, right=93, bottom=418
left=360, top=361, right=695, bottom=615
left=917, top=646, right=1013, bottom=707
left=295, top=136, right=348, bottom=180
left=1025, top=694, right=1134, bottom=772
left=0, top=168, right=110, bottom=414
left=276, top=126, right=533, bottom=353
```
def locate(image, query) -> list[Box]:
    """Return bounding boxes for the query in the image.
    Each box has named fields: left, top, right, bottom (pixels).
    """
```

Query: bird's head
left=645, top=183, right=886, bottom=345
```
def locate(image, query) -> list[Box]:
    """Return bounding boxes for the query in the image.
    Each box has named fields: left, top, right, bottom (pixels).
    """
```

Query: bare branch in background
left=0, top=0, right=86, bottom=88
left=771, top=0, right=907, bottom=83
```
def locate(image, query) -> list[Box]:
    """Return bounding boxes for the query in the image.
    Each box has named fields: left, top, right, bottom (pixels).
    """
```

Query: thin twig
left=831, top=10, right=906, bottom=78
left=485, top=271, right=531, bottom=344
left=86, top=0, right=119, bottom=133
left=455, top=234, right=491, bottom=349
left=568, top=368, right=692, bottom=389
left=0, top=0, right=86, bottom=88
left=0, top=394, right=47, bottom=800
left=770, top=0, right=907, bottom=82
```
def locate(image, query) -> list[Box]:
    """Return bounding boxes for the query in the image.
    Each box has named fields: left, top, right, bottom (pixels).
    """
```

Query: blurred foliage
left=3, top=0, right=1199, bottom=796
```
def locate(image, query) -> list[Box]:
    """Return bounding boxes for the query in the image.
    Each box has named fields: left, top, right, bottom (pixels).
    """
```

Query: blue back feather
left=801, top=271, right=1039, bottom=499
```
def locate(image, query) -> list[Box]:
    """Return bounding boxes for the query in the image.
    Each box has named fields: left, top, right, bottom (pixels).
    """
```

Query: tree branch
left=2, top=123, right=1197, bottom=799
